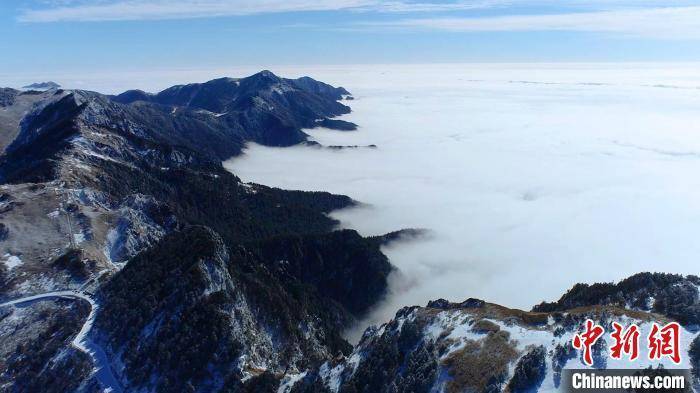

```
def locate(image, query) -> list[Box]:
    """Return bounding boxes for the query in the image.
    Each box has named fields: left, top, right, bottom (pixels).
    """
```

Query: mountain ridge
left=0, top=71, right=389, bottom=392
left=0, top=71, right=697, bottom=393
left=21, top=81, right=61, bottom=91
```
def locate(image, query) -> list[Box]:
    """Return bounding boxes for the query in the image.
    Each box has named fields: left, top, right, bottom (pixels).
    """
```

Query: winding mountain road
left=0, top=291, right=123, bottom=393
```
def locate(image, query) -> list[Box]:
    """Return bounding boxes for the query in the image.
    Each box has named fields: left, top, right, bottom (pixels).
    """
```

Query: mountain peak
left=109, top=71, right=352, bottom=134
left=253, top=69, right=278, bottom=79
left=111, top=89, right=153, bottom=104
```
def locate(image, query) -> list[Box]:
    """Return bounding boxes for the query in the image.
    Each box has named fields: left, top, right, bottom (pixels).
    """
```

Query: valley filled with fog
left=224, top=64, right=700, bottom=339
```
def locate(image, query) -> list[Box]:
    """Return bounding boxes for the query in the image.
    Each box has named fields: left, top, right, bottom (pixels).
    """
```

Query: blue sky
left=2, top=1, right=700, bottom=79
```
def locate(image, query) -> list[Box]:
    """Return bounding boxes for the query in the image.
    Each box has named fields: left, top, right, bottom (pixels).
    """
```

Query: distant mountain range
left=21, top=81, right=61, bottom=91
left=0, top=71, right=698, bottom=393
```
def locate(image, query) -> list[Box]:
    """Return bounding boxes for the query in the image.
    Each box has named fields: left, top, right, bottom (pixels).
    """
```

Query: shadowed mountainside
left=0, top=71, right=388, bottom=392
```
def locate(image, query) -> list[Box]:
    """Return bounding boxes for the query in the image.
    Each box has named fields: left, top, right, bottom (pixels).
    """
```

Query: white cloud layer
left=18, top=1, right=700, bottom=41
left=224, top=63, right=700, bottom=340
left=17, top=0, right=508, bottom=22
left=375, top=6, right=700, bottom=39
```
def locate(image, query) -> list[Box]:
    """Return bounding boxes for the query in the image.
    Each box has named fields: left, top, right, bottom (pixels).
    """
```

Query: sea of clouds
left=222, top=64, right=700, bottom=340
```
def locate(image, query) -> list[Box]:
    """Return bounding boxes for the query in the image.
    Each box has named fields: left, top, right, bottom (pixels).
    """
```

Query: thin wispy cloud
left=370, top=6, right=700, bottom=39
left=18, top=0, right=369, bottom=22
left=370, top=0, right=508, bottom=13
left=17, top=0, right=510, bottom=22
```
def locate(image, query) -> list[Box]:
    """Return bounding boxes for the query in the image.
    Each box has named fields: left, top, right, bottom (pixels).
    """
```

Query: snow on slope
left=298, top=301, right=699, bottom=393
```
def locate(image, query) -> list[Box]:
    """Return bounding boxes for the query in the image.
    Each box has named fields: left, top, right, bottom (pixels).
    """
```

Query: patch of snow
left=345, top=352, right=364, bottom=375
left=15, top=274, right=56, bottom=294
left=139, top=313, right=164, bottom=341
left=318, top=362, right=345, bottom=393
left=495, top=320, right=554, bottom=351
left=3, top=254, right=23, bottom=270
left=236, top=354, right=264, bottom=383
left=70, top=136, right=132, bottom=167
left=102, top=228, right=119, bottom=265
left=277, top=371, right=307, bottom=393
left=241, top=183, right=258, bottom=194
left=547, top=315, right=556, bottom=326
left=271, top=85, right=294, bottom=95
left=74, top=233, right=85, bottom=245
left=646, top=296, right=655, bottom=309
left=74, top=188, right=111, bottom=209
